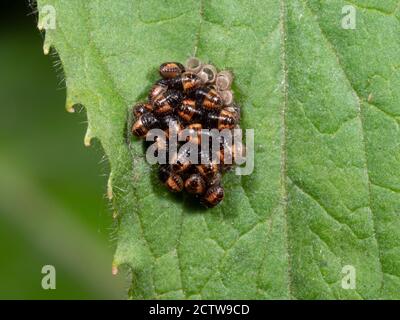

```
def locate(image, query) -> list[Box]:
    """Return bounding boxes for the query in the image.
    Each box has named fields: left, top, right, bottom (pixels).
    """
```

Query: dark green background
left=0, top=1, right=126, bottom=299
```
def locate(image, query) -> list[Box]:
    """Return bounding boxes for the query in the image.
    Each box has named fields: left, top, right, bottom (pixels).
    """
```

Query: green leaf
left=37, top=0, right=400, bottom=299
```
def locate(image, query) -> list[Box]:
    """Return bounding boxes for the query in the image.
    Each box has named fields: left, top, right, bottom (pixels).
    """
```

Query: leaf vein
left=303, top=0, right=385, bottom=293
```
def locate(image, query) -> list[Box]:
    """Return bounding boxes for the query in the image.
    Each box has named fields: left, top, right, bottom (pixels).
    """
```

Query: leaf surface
left=37, top=0, right=400, bottom=299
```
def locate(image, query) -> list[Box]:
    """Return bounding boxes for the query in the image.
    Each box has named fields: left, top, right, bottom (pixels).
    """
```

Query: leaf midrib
left=300, top=0, right=384, bottom=294
left=279, top=0, right=293, bottom=299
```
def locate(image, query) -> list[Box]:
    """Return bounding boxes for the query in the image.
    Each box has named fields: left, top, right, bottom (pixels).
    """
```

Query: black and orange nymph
left=130, top=59, right=240, bottom=208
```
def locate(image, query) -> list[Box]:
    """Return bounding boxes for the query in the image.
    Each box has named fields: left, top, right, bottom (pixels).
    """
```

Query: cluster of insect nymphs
left=130, top=58, right=241, bottom=208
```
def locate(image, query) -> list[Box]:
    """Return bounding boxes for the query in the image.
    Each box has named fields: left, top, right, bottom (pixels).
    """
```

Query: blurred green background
left=0, top=1, right=126, bottom=299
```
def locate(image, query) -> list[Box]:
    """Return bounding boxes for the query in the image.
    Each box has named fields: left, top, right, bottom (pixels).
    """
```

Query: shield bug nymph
left=129, top=59, right=243, bottom=208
